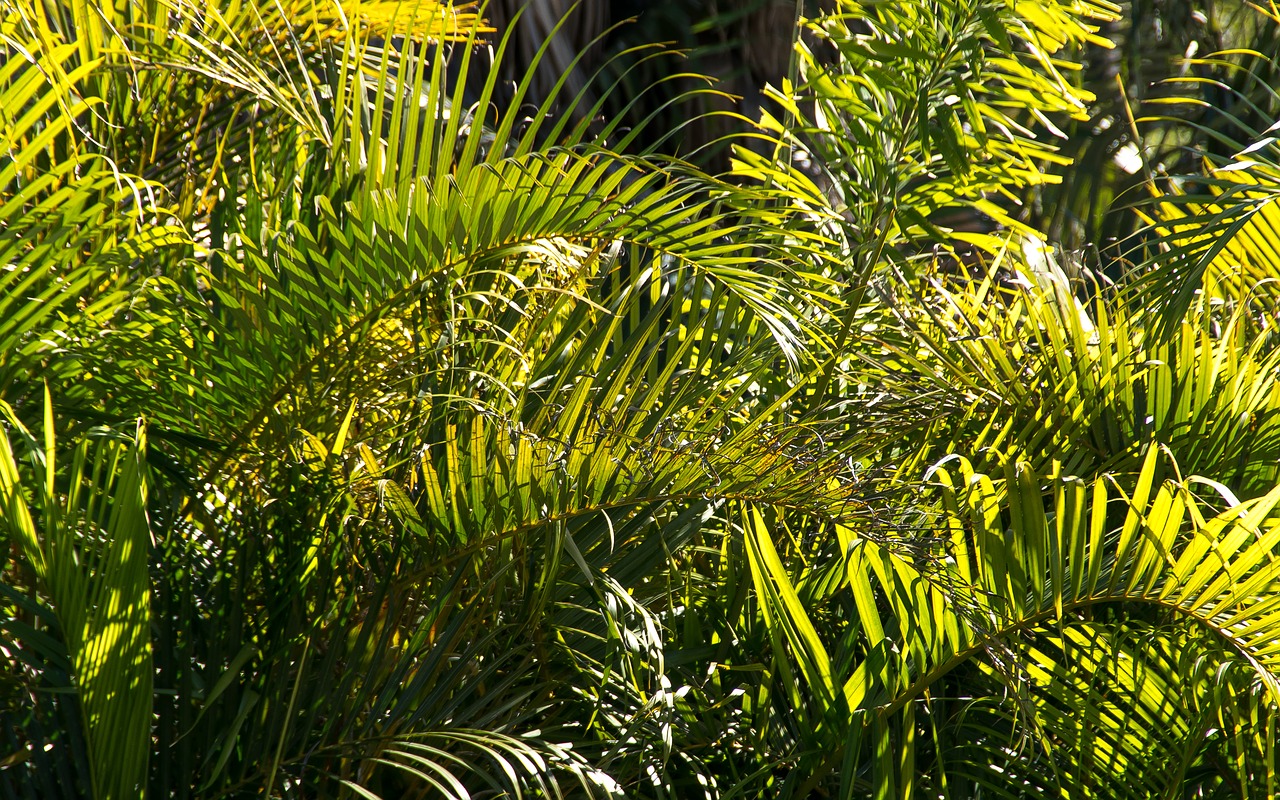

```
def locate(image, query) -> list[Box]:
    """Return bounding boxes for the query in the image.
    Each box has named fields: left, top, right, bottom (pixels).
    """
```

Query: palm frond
left=931, top=622, right=1276, bottom=798
left=724, top=444, right=1280, bottom=796
left=0, top=393, right=152, bottom=800
left=870, top=245, right=1280, bottom=493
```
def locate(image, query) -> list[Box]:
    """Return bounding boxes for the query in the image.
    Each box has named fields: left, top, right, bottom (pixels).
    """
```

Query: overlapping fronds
left=934, top=623, right=1277, bottom=799
left=733, top=0, right=1123, bottom=403
left=738, top=446, right=1280, bottom=797
left=876, top=245, right=1280, bottom=492
left=1119, top=33, right=1280, bottom=322
left=0, top=0, right=861, bottom=795
left=0, top=394, right=152, bottom=799
left=0, top=22, right=187, bottom=410
left=7, top=0, right=1280, bottom=797
left=1133, top=153, right=1280, bottom=323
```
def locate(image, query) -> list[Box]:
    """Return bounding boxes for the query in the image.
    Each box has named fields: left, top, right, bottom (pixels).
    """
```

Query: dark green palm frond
left=137, top=366, right=867, bottom=797
left=0, top=395, right=152, bottom=800
left=141, top=416, right=644, bottom=796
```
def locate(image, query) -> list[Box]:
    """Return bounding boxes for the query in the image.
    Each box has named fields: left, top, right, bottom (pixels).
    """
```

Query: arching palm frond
left=930, top=622, right=1277, bottom=799
left=1117, top=27, right=1280, bottom=323
left=1130, top=149, right=1280, bottom=325
left=734, top=445, right=1280, bottom=798
left=0, top=2, right=863, bottom=796
left=875, top=247, right=1280, bottom=493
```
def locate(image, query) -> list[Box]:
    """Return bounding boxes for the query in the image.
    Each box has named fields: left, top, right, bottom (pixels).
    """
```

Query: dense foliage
left=3, top=0, right=1280, bottom=797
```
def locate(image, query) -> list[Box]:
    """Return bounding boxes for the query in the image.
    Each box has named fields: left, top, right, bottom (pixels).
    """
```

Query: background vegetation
left=4, top=0, right=1280, bottom=797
